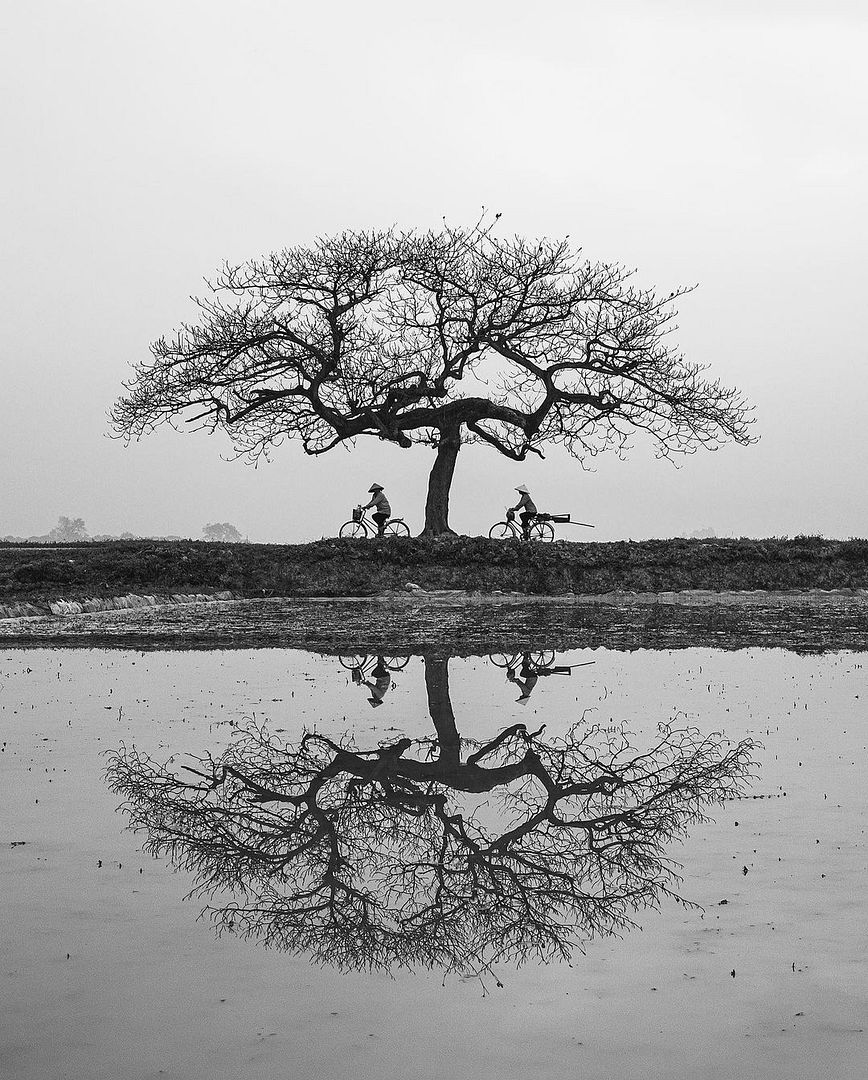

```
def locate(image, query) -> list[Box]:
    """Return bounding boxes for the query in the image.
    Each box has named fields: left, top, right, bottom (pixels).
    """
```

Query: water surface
left=2, top=641, right=866, bottom=1079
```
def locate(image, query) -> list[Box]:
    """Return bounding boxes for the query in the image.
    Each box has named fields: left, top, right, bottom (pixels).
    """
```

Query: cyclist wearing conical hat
left=361, top=483, right=391, bottom=537
left=508, top=485, right=537, bottom=539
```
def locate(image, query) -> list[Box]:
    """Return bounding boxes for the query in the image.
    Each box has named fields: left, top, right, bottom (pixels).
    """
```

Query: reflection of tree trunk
left=423, top=656, right=461, bottom=767
left=421, top=426, right=461, bottom=536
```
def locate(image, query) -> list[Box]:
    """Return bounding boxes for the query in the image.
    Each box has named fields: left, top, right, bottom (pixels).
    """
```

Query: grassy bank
left=2, top=535, right=868, bottom=611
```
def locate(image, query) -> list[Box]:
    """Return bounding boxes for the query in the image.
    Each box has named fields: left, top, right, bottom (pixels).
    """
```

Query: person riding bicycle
left=361, top=483, right=391, bottom=537
left=508, top=485, right=537, bottom=539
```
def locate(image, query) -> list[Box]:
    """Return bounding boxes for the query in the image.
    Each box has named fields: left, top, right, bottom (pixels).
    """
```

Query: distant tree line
left=1, top=516, right=243, bottom=544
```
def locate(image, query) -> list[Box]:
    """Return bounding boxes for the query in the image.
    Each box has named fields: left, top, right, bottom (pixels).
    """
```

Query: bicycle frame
left=353, top=509, right=377, bottom=538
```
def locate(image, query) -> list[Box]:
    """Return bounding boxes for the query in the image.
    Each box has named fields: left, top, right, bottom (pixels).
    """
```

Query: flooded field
left=2, top=592, right=868, bottom=652
left=2, top=602, right=867, bottom=1079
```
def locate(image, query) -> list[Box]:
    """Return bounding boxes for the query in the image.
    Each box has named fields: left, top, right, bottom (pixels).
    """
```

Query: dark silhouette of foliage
left=106, top=656, right=755, bottom=977
left=110, top=222, right=755, bottom=534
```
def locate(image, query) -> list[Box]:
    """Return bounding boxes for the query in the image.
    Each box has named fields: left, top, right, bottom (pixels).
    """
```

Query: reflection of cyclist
left=507, top=655, right=539, bottom=704
left=362, top=483, right=391, bottom=537
left=362, top=657, right=392, bottom=708
left=509, top=485, right=537, bottom=539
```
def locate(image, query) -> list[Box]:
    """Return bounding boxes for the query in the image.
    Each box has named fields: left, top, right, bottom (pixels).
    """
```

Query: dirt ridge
left=2, top=535, right=868, bottom=606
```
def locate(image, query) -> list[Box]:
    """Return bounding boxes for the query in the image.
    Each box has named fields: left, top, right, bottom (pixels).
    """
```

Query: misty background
left=2, top=1, right=865, bottom=544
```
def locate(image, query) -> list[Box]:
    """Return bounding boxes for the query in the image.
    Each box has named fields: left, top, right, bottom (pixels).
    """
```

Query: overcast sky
left=2, top=0, right=866, bottom=542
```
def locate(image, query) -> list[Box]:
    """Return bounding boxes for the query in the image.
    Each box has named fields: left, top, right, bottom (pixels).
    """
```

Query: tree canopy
left=202, top=522, right=243, bottom=543
left=49, top=516, right=89, bottom=542
left=111, top=222, right=755, bottom=534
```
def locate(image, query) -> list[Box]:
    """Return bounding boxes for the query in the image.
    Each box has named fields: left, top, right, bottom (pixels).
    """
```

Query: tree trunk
left=421, top=426, right=461, bottom=536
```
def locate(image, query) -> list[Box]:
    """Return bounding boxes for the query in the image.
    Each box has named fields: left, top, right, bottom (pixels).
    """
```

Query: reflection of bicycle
left=339, top=506, right=410, bottom=539
left=490, top=651, right=556, bottom=669
left=490, top=653, right=596, bottom=676
left=338, top=655, right=411, bottom=675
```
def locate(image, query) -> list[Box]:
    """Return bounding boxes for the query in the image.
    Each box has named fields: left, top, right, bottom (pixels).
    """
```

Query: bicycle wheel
left=489, top=653, right=519, bottom=669
left=531, top=651, right=556, bottom=668
left=529, top=521, right=555, bottom=543
left=488, top=522, right=513, bottom=540
left=338, top=654, right=369, bottom=671
left=384, top=520, right=410, bottom=537
left=339, top=521, right=367, bottom=538
left=385, top=655, right=410, bottom=670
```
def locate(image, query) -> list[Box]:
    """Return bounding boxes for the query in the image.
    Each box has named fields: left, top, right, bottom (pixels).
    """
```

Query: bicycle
left=489, top=651, right=557, bottom=670
left=488, top=510, right=559, bottom=543
left=488, top=509, right=593, bottom=542
left=339, top=506, right=410, bottom=538
left=337, top=655, right=411, bottom=675
left=490, top=653, right=596, bottom=676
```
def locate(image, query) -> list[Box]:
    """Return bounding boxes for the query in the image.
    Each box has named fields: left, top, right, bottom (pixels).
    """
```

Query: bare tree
left=106, top=655, right=755, bottom=977
left=110, top=223, right=755, bottom=535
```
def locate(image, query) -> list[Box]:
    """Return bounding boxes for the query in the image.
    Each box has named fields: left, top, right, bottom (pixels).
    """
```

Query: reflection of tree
left=106, top=656, right=754, bottom=977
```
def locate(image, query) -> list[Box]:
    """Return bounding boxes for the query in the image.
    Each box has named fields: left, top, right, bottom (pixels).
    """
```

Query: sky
left=2, top=0, right=866, bottom=543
